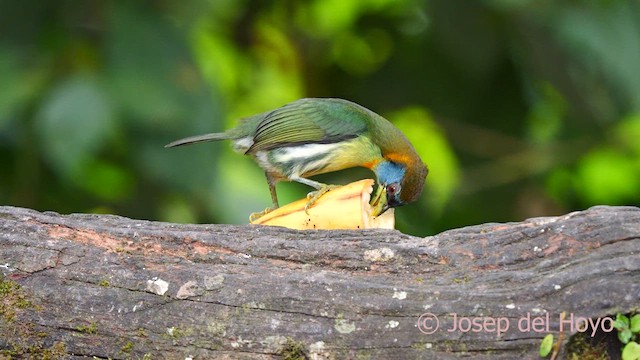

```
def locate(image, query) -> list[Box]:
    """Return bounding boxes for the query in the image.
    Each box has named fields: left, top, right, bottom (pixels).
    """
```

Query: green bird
left=166, top=98, right=428, bottom=219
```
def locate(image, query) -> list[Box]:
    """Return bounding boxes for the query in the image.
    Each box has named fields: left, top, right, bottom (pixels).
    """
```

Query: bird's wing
left=247, top=99, right=368, bottom=153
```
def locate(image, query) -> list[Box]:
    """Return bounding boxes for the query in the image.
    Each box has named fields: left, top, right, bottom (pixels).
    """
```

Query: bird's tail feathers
left=165, top=132, right=231, bottom=148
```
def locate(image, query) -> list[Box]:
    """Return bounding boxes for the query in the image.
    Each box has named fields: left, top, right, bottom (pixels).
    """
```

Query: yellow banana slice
left=250, top=179, right=395, bottom=230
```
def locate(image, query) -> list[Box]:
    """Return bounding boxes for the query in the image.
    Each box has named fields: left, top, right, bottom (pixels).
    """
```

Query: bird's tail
left=164, top=132, right=232, bottom=148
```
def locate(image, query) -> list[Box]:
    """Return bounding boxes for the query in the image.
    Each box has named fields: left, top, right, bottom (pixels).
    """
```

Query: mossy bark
left=0, top=205, right=639, bottom=359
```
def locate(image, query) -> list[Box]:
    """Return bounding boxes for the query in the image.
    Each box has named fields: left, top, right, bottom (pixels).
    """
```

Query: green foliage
left=575, top=148, right=640, bottom=205
left=632, top=315, right=640, bottom=333
left=623, top=342, right=640, bottom=360
left=526, top=83, right=566, bottom=145
left=615, top=313, right=640, bottom=360
left=617, top=313, right=633, bottom=343
left=2, top=1, right=640, bottom=234
left=539, top=333, right=553, bottom=357
left=36, top=75, right=114, bottom=176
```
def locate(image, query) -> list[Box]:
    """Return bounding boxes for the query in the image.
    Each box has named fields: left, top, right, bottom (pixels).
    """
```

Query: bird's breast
left=254, top=143, right=340, bottom=178
left=255, top=137, right=381, bottom=179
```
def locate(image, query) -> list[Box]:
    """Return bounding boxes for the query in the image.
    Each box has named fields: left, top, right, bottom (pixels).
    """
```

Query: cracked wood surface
left=0, top=205, right=639, bottom=359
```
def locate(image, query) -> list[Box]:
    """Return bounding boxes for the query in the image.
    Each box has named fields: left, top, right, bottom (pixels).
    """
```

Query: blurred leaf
left=0, top=51, right=44, bottom=129
left=615, top=113, right=640, bottom=155
left=391, top=106, right=460, bottom=213
left=556, top=1, right=640, bottom=111
left=620, top=329, right=634, bottom=345
left=298, top=0, right=363, bottom=36
left=212, top=151, right=273, bottom=224
left=575, top=148, right=640, bottom=205
left=158, top=195, right=198, bottom=224
left=617, top=313, right=631, bottom=330
left=35, top=75, right=114, bottom=177
left=545, top=168, right=574, bottom=204
left=297, top=0, right=406, bottom=37
left=106, top=2, right=198, bottom=124
left=526, top=82, right=566, bottom=144
left=192, top=29, right=245, bottom=98
left=332, top=29, right=393, bottom=76
left=631, top=314, right=640, bottom=333
left=104, top=1, right=227, bottom=215
left=239, top=19, right=303, bottom=112
left=79, top=160, right=134, bottom=201
left=485, top=0, right=537, bottom=11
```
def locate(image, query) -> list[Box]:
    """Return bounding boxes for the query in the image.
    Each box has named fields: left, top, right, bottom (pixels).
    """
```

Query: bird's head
left=370, top=158, right=428, bottom=216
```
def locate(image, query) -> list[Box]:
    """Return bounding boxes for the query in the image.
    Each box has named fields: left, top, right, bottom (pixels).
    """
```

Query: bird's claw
left=249, top=207, right=276, bottom=222
left=304, top=185, right=339, bottom=214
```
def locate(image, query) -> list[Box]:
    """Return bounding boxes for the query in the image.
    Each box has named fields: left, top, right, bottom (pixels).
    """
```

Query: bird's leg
left=290, top=176, right=339, bottom=214
left=249, top=172, right=280, bottom=222
left=267, top=172, right=280, bottom=209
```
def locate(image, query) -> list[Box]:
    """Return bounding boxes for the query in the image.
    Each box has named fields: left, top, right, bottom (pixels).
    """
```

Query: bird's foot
left=305, top=184, right=339, bottom=214
left=249, top=207, right=276, bottom=222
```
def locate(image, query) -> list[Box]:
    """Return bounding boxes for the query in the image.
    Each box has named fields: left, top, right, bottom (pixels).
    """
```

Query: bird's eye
left=386, top=183, right=399, bottom=196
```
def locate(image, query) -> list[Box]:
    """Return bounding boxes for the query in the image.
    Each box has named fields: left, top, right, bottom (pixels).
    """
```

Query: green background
left=1, top=0, right=639, bottom=236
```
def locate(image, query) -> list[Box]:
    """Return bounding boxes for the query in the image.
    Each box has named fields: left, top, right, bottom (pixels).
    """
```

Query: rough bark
left=0, top=205, right=639, bottom=359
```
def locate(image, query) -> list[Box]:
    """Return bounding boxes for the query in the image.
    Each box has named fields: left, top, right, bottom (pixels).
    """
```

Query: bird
left=165, top=98, right=428, bottom=220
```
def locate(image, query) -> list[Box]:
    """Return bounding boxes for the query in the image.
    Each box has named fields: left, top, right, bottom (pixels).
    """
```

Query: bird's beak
left=370, top=183, right=389, bottom=217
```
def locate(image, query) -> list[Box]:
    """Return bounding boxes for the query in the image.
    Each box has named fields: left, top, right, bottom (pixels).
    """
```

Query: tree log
left=1, top=205, right=639, bottom=359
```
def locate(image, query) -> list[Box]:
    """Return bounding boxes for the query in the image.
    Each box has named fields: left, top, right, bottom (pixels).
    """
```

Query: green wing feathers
left=166, top=98, right=373, bottom=152
left=247, top=98, right=369, bottom=153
